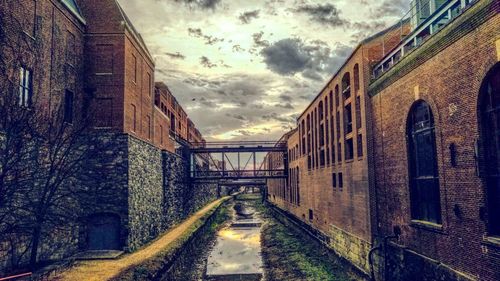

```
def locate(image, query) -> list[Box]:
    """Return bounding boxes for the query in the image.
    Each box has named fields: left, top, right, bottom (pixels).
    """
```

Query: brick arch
left=476, top=62, right=500, bottom=235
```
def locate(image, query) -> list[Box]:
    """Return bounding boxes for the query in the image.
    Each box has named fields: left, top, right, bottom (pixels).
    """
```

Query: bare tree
left=0, top=2, right=113, bottom=271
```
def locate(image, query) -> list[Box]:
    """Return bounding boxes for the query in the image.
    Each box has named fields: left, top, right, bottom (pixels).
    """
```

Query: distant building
left=267, top=21, right=409, bottom=273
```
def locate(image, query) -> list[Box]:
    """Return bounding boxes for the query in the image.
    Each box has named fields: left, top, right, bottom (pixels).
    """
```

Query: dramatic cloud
left=164, top=52, right=186, bottom=60
left=200, top=56, right=217, bottom=68
left=239, top=10, right=260, bottom=24
left=173, top=0, right=221, bottom=10
left=232, top=44, right=245, bottom=52
left=260, top=38, right=309, bottom=75
left=117, top=0, right=402, bottom=141
left=188, top=27, right=224, bottom=45
left=252, top=31, right=270, bottom=48
left=371, top=0, right=410, bottom=18
left=294, top=3, right=349, bottom=27
left=260, top=38, right=351, bottom=80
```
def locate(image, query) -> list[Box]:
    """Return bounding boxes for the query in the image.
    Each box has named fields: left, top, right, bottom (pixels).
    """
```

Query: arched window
left=335, top=85, right=339, bottom=108
left=479, top=63, right=500, bottom=235
left=407, top=100, right=441, bottom=224
left=342, top=73, right=351, bottom=100
left=354, top=64, right=360, bottom=92
left=295, top=167, right=300, bottom=205
left=319, top=101, right=324, bottom=120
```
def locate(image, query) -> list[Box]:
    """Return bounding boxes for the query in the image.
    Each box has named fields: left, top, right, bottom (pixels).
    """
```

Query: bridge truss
left=188, top=141, right=288, bottom=182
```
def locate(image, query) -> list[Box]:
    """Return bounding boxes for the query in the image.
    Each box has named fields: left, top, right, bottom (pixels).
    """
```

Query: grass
left=53, top=197, right=231, bottom=281
left=261, top=207, right=361, bottom=281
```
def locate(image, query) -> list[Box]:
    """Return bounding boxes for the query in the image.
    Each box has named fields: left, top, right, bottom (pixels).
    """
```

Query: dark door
left=88, top=214, right=121, bottom=250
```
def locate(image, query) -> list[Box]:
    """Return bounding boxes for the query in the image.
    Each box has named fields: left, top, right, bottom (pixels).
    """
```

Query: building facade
left=0, top=0, right=209, bottom=274
left=369, top=0, right=500, bottom=280
left=267, top=23, right=408, bottom=273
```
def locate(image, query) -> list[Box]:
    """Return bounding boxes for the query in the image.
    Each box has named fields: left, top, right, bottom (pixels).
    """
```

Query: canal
left=164, top=192, right=365, bottom=281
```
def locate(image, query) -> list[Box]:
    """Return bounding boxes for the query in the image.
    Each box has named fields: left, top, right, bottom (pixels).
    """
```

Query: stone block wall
left=161, top=150, right=217, bottom=230
left=328, top=224, right=371, bottom=273
left=127, top=136, right=164, bottom=251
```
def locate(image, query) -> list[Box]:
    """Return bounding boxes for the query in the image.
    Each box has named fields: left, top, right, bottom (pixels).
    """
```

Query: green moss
left=261, top=207, right=362, bottom=281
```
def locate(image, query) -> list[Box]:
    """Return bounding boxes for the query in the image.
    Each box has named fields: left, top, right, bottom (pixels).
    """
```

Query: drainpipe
left=368, top=226, right=401, bottom=281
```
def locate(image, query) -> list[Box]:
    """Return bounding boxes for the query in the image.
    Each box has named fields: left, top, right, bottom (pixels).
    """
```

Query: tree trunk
left=29, top=224, right=41, bottom=269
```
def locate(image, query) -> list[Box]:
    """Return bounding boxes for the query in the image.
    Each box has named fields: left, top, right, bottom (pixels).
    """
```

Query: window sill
left=95, top=73, right=113, bottom=76
left=23, top=31, right=36, bottom=41
left=345, top=159, right=354, bottom=163
left=482, top=236, right=500, bottom=249
left=410, top=220, right=445, bottom=233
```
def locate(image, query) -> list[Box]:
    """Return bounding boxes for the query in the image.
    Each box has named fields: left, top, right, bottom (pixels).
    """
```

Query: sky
left=117, top=0, right=410, bottom=141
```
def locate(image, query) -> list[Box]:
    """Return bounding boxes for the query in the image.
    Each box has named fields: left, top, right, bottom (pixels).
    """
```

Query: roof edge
left=59, top=0, right=86, bottom=25
left=297, top=20, right=407, bottom=121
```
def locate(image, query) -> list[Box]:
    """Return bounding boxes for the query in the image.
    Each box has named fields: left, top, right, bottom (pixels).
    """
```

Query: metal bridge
left=188, top=141, right=288, bottom=182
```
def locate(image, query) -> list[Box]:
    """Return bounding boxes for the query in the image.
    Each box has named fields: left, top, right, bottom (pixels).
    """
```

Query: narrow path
left=53, top=197, right=230, bottom=281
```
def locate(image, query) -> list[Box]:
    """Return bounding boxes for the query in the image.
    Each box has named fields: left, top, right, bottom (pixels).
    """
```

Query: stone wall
left=371, top=241, right=476, bottom=281
left=0, top=132, right=218, bottom=274
left=162, top=149, right=217, bottom=230
left=127, top=136, right=164, bottom=251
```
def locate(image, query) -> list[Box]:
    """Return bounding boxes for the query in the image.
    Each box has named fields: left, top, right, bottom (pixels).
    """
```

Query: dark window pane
left=407, top=101, right=441, bottom=223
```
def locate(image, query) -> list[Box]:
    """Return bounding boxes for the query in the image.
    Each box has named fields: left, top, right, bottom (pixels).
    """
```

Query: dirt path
left=53, top=197, right=230, bottom=281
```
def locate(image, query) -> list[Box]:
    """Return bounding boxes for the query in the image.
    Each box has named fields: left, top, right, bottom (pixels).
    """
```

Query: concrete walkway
left=53, top=197, right=230, bottom=281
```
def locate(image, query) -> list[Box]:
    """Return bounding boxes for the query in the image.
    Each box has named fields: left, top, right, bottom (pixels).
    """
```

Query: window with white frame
left=19, top=67, right=33, bottom=107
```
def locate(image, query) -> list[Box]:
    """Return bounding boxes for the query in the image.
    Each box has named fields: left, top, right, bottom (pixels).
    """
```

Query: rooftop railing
left=373, top=0, right=477, bottom=79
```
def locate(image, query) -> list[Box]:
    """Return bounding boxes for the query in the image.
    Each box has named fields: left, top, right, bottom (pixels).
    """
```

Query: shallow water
left=205, top=203, right=264, bottom=281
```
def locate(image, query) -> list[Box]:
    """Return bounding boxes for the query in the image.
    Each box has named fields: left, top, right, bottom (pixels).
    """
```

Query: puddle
left=206, top=202, right=263, bottom=281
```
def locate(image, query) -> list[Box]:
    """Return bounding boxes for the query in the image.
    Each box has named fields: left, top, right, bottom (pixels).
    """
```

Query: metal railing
left=373, top=0, right=476, bottom=79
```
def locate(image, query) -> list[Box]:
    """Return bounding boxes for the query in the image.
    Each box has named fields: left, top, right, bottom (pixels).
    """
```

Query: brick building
left=79, top=0, right=157, bottom=143
left=369, top=0, right=500, bottom=280
left=155, top=82, right=190, bottom=144
left=0, top=0, right=86, bottom=123
left=267, top=21, right=409, bottom=273
left=0, top=0, right=208, bottom=274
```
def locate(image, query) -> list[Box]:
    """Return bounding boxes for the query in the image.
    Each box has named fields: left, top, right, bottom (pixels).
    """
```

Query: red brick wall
left=0, top=0, right=86, bottom=118
left=369, top=1, right=500, bottom=280
left=79, top=0, right=157, bottom=145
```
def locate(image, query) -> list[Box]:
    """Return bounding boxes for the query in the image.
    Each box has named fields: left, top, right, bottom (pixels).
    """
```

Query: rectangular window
left=337, top=143, right=342, bottom=162
left=345, top=138, right=354, bottom=160
left=308, top=209, right=314, bottom=221
left=23, top=0, right=36, bottom=37
left=320, top=149, right=325, bottom=167
left=95, top=44, right=114, bottom=74
left=356, top=96, right=362, bottom=129
left=93, top=98, right=113, bottom=127
left=147, top=73, right=152, bottom=97
left=64, top=90, right=74, bottom=124
left=332, top=173, right=337, bottom=188
left=132, top=54, right=137, bottom=83
left=19, top=67, right=33, bottom=107
left=160, top=125, right=163, bottom=144
left=336, top=111, right=341, bottom=140
left=131, top=104, right=137, bottom=132
left=357, top=134, right=363, bottom=157
left=147, top=115, right=152, bottom=139
left=344, top=104, right=353, bottom=134
left=338, top=172, right=343, bottom=190
left=319, top=124, right=325, bottom=146
left=66, top=31, right=76, bottom=66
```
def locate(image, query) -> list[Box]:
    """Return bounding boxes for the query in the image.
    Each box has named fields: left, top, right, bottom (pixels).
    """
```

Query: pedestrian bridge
left=188, top=141, right=287, bottom=182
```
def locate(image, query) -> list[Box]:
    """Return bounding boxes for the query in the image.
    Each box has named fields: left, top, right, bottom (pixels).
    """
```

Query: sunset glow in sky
left=117, top=0, right=410, bottom=141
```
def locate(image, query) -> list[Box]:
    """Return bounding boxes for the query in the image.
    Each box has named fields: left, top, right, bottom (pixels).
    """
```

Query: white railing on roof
left=373, top=0, right=476, bottom=79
